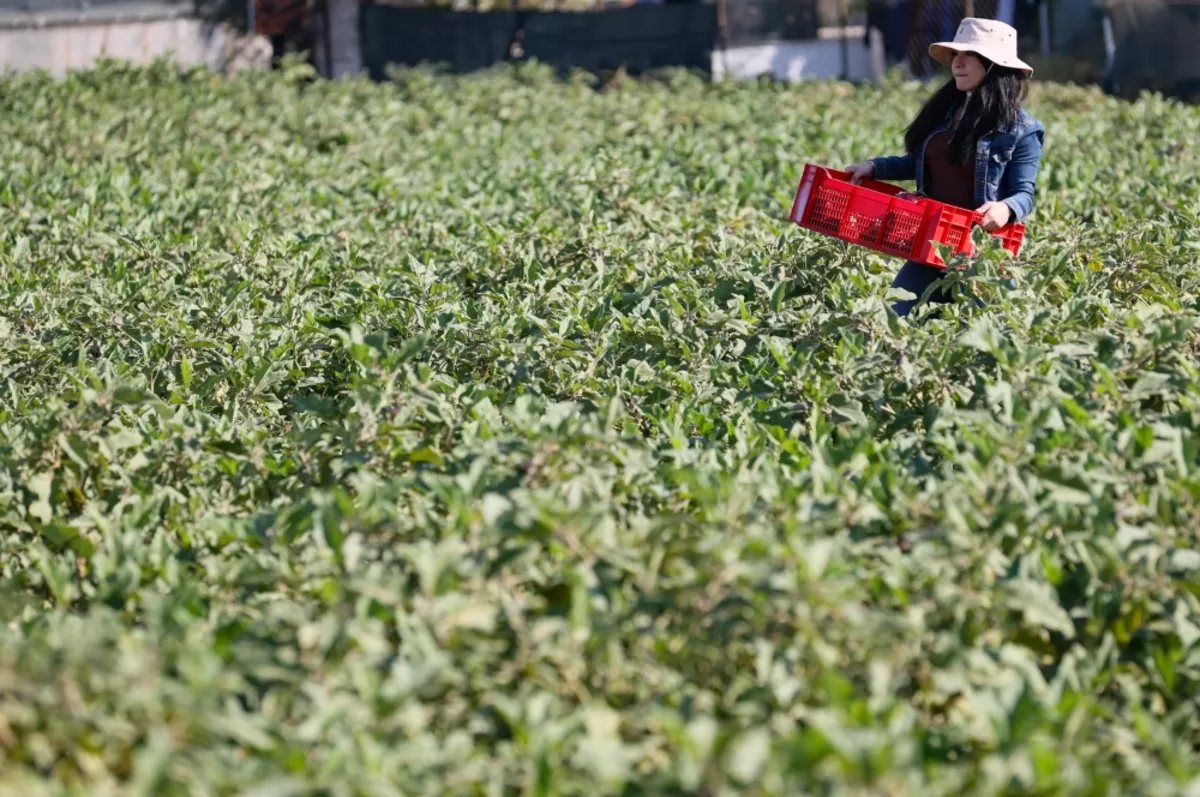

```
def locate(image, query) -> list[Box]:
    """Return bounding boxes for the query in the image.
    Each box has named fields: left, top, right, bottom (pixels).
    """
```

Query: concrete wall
left=1, top=12, right=881, bottom=84
left=327, top=0, right=361, bottom=77
left=712, top=28, right=885, bottom=82
left=0, top=15, right=271, bottom=76
left=311, top=0, right=362, bottom=78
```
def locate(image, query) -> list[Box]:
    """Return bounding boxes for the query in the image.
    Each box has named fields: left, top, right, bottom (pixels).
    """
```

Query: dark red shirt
left=924, top=129, right=976, bottom=210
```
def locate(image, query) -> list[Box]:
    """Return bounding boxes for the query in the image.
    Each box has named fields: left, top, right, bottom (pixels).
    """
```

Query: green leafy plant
left=1, top=58, right=1199, bottom=796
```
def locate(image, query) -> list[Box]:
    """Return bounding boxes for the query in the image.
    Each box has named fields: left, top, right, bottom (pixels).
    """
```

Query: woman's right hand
left=844, top=161, right=875, bottom=184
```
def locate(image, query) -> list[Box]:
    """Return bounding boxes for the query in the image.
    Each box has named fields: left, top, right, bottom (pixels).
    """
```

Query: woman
left=845, top=18, right=1046, bottom=317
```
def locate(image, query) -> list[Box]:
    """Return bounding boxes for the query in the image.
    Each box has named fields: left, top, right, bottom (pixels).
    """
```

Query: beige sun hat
left=929, top=18, right=1033, bottom=77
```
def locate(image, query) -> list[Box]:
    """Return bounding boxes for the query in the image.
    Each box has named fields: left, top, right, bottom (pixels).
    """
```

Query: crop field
left=2, top=57, right=1200, bottom=795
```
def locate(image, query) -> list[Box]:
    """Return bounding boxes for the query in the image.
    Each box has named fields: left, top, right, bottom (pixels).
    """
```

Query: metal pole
left=839, top=0, right=849, bottom=79
left=322, top=0, right=333, bottom=77
left=247, top=0, right=255, bottom=34
left=715, top=0, right=728, bottom=82
left=1039, top=0, right=1050, bottom=56
left=1101, top=8, right=1115, bottom=76
left=867, top=24, right=884, bottom=81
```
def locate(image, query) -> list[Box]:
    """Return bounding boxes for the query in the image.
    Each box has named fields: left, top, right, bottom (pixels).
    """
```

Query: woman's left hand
left=975, top=202, right=1014, bottom=232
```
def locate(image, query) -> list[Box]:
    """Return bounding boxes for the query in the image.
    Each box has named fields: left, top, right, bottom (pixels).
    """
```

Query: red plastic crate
left=789, top=163, right=1024, bottom=270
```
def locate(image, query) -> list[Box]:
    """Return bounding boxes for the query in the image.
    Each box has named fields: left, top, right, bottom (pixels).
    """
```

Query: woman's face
left=952, top=52, right=988, bottom=92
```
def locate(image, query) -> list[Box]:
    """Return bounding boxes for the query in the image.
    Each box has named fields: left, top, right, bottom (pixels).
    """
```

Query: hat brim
left=929, top=42, right=1033, bottom=77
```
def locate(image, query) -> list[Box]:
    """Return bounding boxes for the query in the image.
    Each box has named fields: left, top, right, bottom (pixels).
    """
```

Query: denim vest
left=870, top=108, right=1046, bottom=224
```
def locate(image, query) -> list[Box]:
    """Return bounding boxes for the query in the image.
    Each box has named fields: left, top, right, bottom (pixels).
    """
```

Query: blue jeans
left=890, top=260, right=982, bottom=318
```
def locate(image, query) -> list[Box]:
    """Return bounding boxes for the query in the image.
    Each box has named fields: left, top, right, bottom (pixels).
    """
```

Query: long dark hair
left=904, top=58, right=1030, bottom=165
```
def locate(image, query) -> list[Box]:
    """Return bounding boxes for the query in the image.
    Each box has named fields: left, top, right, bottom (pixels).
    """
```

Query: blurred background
left=0, top=0, right=1195, bottom=101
